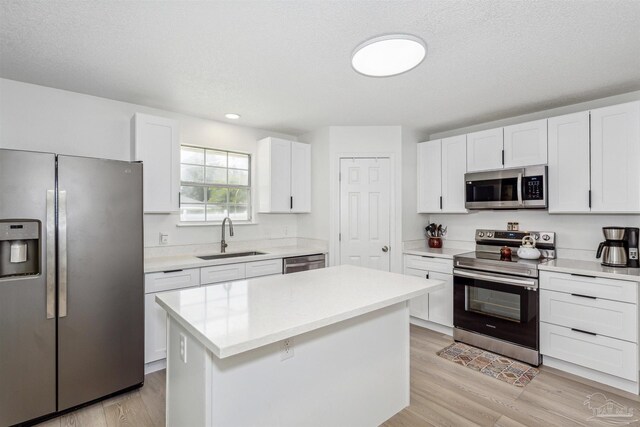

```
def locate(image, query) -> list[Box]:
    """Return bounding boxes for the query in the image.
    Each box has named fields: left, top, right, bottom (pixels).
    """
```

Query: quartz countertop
left=539, top=258, right=640, bottom=282
left=144, top=245, right=327, bottom=273
left=403, top=246, right=470, bottom=259
left=155, top=265, right=444, bottom=359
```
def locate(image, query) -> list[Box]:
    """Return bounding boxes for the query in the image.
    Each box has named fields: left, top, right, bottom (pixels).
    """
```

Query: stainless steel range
left=453, top=229, right=556, bottom=366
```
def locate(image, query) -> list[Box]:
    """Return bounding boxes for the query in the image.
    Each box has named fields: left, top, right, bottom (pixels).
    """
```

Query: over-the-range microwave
left=465, top=165, right=547, bottom=210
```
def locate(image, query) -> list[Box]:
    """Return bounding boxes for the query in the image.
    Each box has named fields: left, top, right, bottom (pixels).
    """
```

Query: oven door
left=465, top=168, right=524, bottom=209
left=453, top=268, right=538, bottom=350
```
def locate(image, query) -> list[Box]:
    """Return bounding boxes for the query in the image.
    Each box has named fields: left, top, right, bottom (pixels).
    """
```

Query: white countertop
left=403, top=246, right=470, bottom=259
left=539, top=258, right=640, bottom=282
left=144, top=245, right=327, bottom=273
left=155, top=264, right=444, bottom=359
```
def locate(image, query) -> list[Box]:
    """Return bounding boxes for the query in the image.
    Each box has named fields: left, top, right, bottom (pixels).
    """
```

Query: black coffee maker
left=626, top=227, right=639, bottom=268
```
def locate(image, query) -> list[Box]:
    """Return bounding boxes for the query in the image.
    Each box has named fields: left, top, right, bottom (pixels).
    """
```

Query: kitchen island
left=156, top=264, right=444, bottom=427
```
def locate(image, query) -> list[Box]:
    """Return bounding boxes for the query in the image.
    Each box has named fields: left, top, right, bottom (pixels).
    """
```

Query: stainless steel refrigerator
left=0, top=149, right=144, bottom=426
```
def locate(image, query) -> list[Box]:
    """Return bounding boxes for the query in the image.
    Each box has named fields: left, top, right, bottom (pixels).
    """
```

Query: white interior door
left=340, top=158, right=391, bottom=271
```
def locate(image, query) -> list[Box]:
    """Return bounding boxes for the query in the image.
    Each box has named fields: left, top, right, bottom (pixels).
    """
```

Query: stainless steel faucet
left=221, top=217, right=234, bottom=253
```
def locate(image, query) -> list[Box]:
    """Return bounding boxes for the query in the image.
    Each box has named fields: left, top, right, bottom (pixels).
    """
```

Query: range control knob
left=542, top=234, right=551, bottom=241
left=478, top=232, right=485, bottom=237
left=533, top=233, right=540, bottom=240
left=487, top=232, right=494, bottom=238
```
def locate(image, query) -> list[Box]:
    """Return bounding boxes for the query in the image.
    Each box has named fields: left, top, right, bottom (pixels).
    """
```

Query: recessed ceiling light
left=351, top=34, right=427, bottom=77
left=225, top=113, right=241, bottom=120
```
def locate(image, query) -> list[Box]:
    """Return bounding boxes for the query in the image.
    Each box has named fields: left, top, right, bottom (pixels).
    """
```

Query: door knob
left=382, top=246, right=389, bottom=253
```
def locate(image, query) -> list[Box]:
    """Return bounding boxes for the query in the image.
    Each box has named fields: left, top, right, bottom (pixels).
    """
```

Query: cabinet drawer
left=540, top=271, right=638, bottom=303
left=404, top=255, right=453, bottom=274
left=541, top=290, right=637, bottom=342
left=201, top=263, right=246, bottom=285
left=541, top=322, right=638, bottom=381
left=145, top=268, right=200, bottom=294
left=245, top=259, right=282, bottom=278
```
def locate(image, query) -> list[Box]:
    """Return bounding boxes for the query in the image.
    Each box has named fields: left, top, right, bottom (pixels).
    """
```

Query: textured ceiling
left=1, top=0, right=640, bottom=136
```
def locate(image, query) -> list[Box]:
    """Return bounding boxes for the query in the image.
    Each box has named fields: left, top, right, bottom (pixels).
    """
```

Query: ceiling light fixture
left=225, top=113, right=241, bottom=120
left=351, top=34, right=426, bottom=77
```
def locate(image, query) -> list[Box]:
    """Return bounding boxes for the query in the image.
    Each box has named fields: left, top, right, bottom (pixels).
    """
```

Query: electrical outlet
left=179, top=333, right=187, bottom=363
left=280, top=338, right=294, bottom=361
left=159, top=232, right=169, bottom=245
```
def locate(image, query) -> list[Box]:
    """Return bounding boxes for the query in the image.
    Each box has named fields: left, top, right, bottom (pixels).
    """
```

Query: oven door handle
left=454, top=268, right=538, bottom=289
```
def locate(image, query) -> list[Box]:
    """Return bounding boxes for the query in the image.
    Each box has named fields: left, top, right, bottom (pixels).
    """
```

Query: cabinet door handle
left=571, top=328, right=597, bottom=336
left=501, top=149, right=505, bottom=166
left=290, top=196, right=293, bottom=210
left=571, top=293, right=597, bottom=300
left=439, top=196, right=442, bottom=210
left=426, top=273, right=429, bottom=279
left=588, top=190, right=592, bottom=208
left=570, top=273, right=597, bottom=279
left=163, top=269, right=183, bottom=274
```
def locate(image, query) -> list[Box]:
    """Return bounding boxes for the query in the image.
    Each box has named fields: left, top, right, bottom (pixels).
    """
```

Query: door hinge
left=501, top=149, right=505, bottom=166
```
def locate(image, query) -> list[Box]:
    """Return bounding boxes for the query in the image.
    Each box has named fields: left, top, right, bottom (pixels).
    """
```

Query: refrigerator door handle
left=46, top=190, right=56, bottom=319
left=59, top=190, right=68, bottom=318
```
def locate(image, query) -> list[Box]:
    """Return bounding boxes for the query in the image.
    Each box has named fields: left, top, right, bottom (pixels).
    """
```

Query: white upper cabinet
left=548, top=111, right=591, bottom=213
left=290, top=141, right=311, bottom=213
left=132, top=113, right=180, bottom=213
left=590, top=101, right=640, bottom=213
left=258, top=137, right=311, bottom=213
left=441, top=135, right=467, bottom=212
left=417, top=140, right=441, bottom=213
left=466, top=128, right=504, bottom=172
left=417, top=135, right=466, bottom=213
left=503, top=119, right=548, bottom=167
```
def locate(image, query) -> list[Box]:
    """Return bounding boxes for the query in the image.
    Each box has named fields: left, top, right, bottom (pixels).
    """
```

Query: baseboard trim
left=409, top=317, right=453, bottom=336
left=145, top=358, right=166, bottom=375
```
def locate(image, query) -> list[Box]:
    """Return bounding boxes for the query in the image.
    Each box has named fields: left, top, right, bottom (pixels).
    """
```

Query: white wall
left=426, top=90, right=640, bottom=260
left=0, top=78, right=299, bottom=248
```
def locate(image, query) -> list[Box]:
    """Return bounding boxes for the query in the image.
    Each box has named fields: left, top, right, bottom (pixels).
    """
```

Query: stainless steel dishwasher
left=283, top=254, right=326, bottom=274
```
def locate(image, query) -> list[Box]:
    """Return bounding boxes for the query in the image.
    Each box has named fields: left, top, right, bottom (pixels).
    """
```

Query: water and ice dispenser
left=0, top=220, right=41, bottom=279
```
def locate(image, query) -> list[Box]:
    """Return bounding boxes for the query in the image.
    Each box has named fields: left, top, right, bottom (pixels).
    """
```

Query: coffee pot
left=597, top=227, right=628, bottom=267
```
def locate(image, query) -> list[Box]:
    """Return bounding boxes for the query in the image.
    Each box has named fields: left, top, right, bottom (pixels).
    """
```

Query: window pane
left=228, top=205, right=249, bottom=221
left=228, top=169, right=248, bottom=186
left=181, top=147, right=204, bottom=165
left=180, top=204, right=205, bottom=222
left=180, top=186, right=205, bottom=203
left=206, top=150, right=227, bottom=167
left=205, top=167, right=227, bottom=184
left=228, top=188, right=248, bottom=204
left=181, top=165, right=204, bottom=183
left=206, top=205, right=228, bottom=221
left=228, top=152, right=249, bottom=170
left=207, top=187, right=228, bottom=204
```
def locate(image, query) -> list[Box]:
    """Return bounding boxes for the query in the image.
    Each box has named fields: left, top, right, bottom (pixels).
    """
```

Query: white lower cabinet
left=541, top=322, right=638, bottom=381
left=540, top=271, right=639, bottom=388
left=245, top=259, right=282, bottom=278
left=403, top=255, right=453, bottom=327
left=201, top=263, right=247, bottom=285
left=144, top=268, right=200, bottom=364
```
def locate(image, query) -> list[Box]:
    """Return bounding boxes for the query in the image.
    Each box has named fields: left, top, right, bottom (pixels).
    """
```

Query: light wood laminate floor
left=37, top=325, right=640, bottom=426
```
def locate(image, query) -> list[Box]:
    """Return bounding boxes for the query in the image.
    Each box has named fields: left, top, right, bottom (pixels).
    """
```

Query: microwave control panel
left=523, top=176, right=544, bottom=200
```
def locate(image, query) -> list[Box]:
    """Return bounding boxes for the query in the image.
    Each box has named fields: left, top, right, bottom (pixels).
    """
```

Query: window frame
left=179, top=144, right=252, bottom=224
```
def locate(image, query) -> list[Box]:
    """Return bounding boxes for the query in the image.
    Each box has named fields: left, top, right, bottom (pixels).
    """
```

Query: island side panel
left=207, top=301, right=410, bottom=427
left=166, top=316, right=212, bottom=427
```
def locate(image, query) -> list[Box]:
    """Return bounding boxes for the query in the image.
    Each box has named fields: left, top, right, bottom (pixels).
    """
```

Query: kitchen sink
left=197, top=251, right=266, bottom=260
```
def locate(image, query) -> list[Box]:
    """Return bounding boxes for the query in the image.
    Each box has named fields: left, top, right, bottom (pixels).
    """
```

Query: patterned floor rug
left=437, top=342, right=540, bottom=387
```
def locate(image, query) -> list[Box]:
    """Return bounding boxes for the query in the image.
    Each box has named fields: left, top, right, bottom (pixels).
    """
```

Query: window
left=179, top=145, right=251, bottom=222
